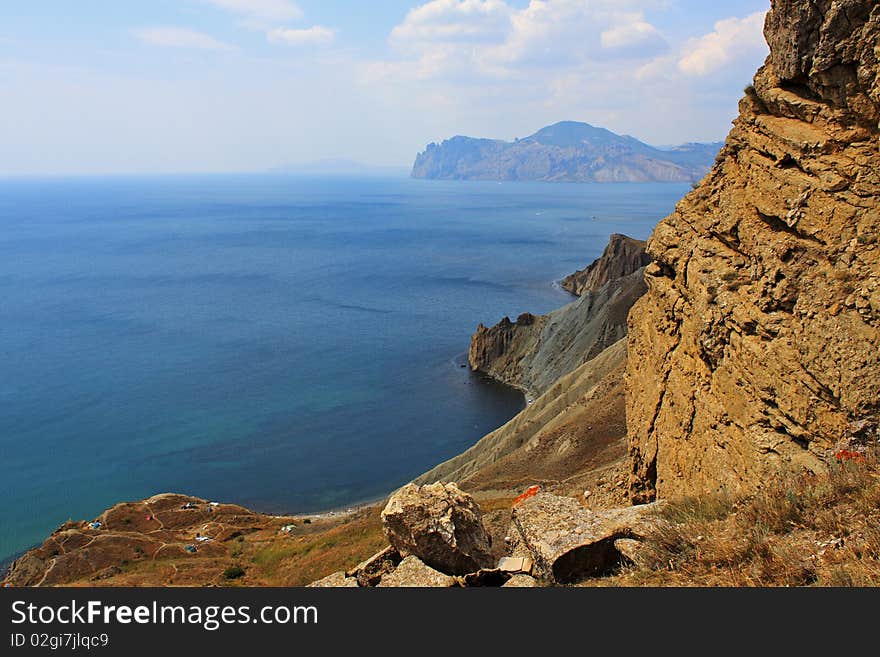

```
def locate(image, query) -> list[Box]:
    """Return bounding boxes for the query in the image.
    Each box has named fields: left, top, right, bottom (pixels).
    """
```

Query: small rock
left=460, top=568, right=510, bottom=587
left=91, top=566, right=122, bottom=581
left=346, top=545, right=401, bottom=587
left=497, top=556, right=533, bottom=574
left=378, top=556, right=457, bottom=587
left=502, top=574, right=539, bottom=587
left=307, top=571, right=358, bottom=588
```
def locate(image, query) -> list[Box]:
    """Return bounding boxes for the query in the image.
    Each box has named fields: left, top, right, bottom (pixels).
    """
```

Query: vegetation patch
left=588, top=448, right=880, bottom=587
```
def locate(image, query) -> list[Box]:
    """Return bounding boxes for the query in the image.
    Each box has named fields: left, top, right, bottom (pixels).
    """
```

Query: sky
left=0, top=0, right=772, bottom=175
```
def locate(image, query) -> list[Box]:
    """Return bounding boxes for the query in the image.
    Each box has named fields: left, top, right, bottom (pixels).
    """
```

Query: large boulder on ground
left=511, top=493, right=660, bottom=583
left=377, top=556, right=457, bottom=587
left=381, top=482, right=493, bottom=575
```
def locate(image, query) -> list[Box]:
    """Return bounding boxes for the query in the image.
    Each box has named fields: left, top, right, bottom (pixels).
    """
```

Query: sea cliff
left=5, top=0, right=879, bottom=588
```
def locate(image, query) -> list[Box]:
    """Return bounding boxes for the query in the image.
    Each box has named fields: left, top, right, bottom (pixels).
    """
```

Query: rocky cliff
left=10, top=0, right=880, bottom=590
left=412, top=121, right=721, bottom=183
left=627, top=0, right=880, bottom=503
left=470, top=234, right=649, bottom=396
left=561, top=234, right=651, bottom=296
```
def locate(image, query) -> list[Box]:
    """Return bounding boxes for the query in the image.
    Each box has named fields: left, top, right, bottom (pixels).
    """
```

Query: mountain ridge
left=412, top=120, right=722, bottom=183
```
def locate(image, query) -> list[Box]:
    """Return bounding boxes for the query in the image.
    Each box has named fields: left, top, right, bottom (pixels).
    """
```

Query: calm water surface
left=0, top=174, right=687, bottom=562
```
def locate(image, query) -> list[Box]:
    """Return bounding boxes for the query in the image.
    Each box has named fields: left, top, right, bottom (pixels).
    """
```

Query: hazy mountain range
left=411, top=121, right=722, bottom=183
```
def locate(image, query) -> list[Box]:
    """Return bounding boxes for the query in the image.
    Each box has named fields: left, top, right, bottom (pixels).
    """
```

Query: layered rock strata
left=627, top=0, right=880, bottom=503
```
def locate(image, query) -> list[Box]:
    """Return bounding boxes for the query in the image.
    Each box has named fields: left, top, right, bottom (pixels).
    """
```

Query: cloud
left=600, top=14, right=666, bottom=54
left=193, top=0, right=303, bottom=24
left=192, top=0, right=330, bottom=48
left=374, top=0, right=669, bottom=80
left=267, top=26, right=335, bottom=46
left=390, top=0, right=512, bottom=46
left=678, top=11, right=767, bottom=76
left=134, top=27, right=235, bottom=51
left=354, top=2, right=772, bottom=153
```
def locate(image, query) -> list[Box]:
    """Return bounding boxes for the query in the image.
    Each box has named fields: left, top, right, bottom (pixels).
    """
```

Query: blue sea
left=0, top=174, right=687, bottom=564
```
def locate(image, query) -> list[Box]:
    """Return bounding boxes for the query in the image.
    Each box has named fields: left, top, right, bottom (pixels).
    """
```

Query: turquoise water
left=0, top=174, right=688, bottom=563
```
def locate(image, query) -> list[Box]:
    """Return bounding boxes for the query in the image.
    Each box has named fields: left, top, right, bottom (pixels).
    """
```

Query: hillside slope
left=417, top=339, right=629, bottom=507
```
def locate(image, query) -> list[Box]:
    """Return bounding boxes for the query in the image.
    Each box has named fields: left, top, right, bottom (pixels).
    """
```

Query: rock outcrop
left=380, top=483, right=494, bottom=575
left=412, top=121, right=721, bottom=183
left=469, top=234, right=649, bottom=396
left=627, top=0, right=880, bottom=503
left=560, top=234, right=651, bottom=296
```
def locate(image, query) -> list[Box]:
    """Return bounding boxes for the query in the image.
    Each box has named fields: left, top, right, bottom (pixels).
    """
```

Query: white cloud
left=678, top=11, right=767, bottom=76
left=193, top=0, right=303, bottom=23
left=267, top=26, right=335, bottom=46
left=600, top=14, right=666, bottom=52
left=390, top=0, right=512, bottom=46
left=356, top=2, right=771, bottom=154
left=134, top=27, right=235, bottom=51
left=376, top=0, right=669, bottom=80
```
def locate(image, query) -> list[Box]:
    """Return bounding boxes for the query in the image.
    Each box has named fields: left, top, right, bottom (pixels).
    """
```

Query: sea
left=0, top=174, right=688, bottom=565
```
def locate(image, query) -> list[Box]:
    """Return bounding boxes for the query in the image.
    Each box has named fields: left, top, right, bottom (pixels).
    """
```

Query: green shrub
left=223, top=566, right=245, bottom=580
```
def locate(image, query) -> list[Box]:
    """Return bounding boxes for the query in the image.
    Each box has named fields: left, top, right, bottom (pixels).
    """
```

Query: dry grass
left=602, top=449, right=880, bottom=587
left=265, top=508, right=386, bottom=586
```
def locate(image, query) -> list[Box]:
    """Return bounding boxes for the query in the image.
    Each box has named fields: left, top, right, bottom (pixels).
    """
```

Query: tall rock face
left=469, top=234, right=649, bottom=396
left=627, top=0, right=880, bottom=503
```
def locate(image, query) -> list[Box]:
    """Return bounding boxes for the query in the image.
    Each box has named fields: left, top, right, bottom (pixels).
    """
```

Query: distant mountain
left=411, top=121, right=722, bottom=183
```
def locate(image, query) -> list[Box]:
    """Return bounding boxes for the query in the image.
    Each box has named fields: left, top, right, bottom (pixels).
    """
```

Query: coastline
left=0, top=277, right=554, bottom=578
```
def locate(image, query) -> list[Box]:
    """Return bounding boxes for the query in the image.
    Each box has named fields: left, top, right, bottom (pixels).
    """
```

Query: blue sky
left=0, top=0, right=771, bottom=175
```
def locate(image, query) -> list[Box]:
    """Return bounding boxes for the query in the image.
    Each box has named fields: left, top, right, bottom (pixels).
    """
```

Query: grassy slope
left=581, top=450, right=880, bottom=587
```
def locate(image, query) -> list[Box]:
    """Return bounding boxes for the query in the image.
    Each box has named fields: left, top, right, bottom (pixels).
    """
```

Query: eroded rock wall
left=627, top=0, right=880, bottom=503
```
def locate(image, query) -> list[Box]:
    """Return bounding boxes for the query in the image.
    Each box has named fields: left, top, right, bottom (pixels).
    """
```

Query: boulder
left=511, top=493, right=660, bottom=583
left=381, top=482, right=493, bottom=575
left=377, top=556, right=457, bottom=588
